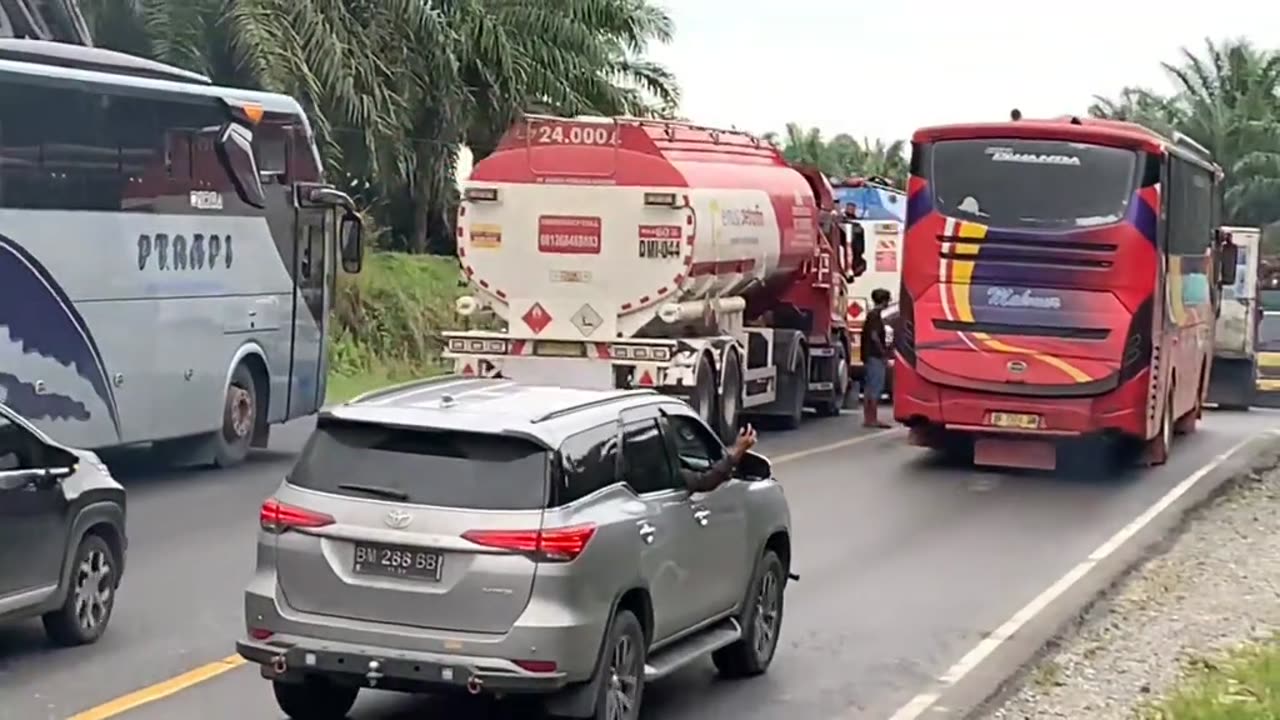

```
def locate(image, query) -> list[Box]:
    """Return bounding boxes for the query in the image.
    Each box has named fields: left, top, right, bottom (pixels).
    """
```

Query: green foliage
left=77, top=0, right=681, bottom=254
left=764, top=123, right=908, bottom=188
left=1137, top=639, right=1280, bottom=719
left=1091, top=38, right=1280, bottom=227
left=327, top=251, right=487, bottom=378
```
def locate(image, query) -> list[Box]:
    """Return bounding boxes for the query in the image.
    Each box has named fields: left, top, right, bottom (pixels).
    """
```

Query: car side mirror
left=340, top=211, right=364, bottom=274
left=735, top=450, right=772, bottom=481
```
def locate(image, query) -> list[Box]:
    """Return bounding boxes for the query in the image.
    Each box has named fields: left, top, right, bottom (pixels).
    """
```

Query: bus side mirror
left=340, top=212, right=364, bottom=274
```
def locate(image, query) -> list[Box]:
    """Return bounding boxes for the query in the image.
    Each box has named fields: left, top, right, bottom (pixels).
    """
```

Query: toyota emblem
left=1007, top=359, right=1028, bottom=374
left=385, top=509, right=413, bottom=529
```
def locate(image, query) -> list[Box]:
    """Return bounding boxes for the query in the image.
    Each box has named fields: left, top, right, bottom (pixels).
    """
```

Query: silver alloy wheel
left=605, top=632, right=641, bottom=720
left=74, top=547, right=113, bottom=632
left=753, top=568, right=781, bottom=660
left=228, top=384, right=253, bottom=439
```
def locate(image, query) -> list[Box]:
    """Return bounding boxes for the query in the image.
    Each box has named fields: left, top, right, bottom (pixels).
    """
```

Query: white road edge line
left=771, top=427, right=903, bottom=465
left=877, top=429, right=1279, bottom=720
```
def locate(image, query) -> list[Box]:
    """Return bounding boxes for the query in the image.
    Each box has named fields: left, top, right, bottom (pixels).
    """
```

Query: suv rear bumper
left=236, top=636, right=569, bottom=695
left=242, top=581, right=607, bottom=683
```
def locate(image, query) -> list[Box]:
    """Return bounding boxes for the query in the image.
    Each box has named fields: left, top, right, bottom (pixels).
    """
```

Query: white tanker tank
left=444, top=115, right=861, bottom=439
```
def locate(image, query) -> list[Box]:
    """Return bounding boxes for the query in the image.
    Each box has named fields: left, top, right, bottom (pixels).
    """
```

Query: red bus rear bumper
left=892, top=359, right=1152, bottom=467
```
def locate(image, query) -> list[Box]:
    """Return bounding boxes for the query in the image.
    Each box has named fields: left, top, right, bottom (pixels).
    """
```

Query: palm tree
left=766, top=124, right=908, bottom=187
left=78, top=0, right=681, bottom=253
left=1091, top=38, right=1280, bottom=226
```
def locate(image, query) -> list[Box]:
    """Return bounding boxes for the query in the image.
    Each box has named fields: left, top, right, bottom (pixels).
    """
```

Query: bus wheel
left=1174, top=394, right=1201, bottom=435
left=1142, top=396, right=1174, bottom=466
left=215, top=363, right=258, bottom=468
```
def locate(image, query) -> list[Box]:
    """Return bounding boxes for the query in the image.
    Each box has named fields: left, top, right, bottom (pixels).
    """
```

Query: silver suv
left=237, top=377, right=793, bottom=720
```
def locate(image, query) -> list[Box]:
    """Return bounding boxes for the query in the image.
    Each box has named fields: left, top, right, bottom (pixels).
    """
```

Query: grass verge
left=324, top=250, right=494, bottom=403
left=1139, top=640, right=1280, bottom=719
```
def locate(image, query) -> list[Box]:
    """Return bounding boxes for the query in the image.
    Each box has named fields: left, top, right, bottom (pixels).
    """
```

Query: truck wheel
left=690, top=353, right=718, bottom=431
left=717, top=352, right=743, bottom=444
left=215, top=363, right=258, bottom=468
left=272, top=677, right=359, bottom=720
left=778, top=344, right=808, bottom=430
left=713, top=550, right=785, bottom=678
left=814, top=343, right=847, bottom=417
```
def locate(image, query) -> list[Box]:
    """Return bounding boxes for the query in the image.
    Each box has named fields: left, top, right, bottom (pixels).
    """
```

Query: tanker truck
left=442, top=114, right=863, bottom=441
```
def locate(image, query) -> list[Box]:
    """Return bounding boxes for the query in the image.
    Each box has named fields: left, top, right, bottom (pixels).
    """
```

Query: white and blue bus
left=0, top=39, right=364, bottom=467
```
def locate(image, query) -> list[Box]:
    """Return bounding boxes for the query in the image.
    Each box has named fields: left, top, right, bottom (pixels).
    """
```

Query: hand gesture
left=732, top=424, right=758, bottom=458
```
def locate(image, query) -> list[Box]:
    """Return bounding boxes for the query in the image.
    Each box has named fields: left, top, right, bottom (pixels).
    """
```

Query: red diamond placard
left=522, top=302, right=552, bottom=334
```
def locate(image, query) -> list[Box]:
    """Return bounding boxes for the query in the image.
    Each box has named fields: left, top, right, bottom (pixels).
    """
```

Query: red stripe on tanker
left=458, top=116, right=831, bottom=341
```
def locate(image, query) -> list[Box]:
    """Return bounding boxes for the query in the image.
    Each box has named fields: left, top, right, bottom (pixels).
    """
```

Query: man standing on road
left=860, top=288, right=892, bottom=428
left=680, top=424, right=759, bottom=493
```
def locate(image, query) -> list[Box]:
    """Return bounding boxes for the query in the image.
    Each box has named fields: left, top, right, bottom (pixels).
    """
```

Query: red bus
left=893, top=116, right=1238, bottom=470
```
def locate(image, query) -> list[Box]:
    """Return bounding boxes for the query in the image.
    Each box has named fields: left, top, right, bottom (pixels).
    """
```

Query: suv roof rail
left=530, top=389, right=660, bottom=424
left=346, top=374, right=468, bottom=405
left=0, top=38, right=212, bottom=84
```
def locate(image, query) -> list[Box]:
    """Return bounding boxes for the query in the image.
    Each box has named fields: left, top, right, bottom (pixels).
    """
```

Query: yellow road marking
left=66, top=424, right=898, bottom=719
left=66, top=655, right=246, bottom=720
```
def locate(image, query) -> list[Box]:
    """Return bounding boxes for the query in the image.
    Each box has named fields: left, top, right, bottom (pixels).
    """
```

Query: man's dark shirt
left=861, top=306, right=887, bottom=362
left=678, top=455, right=737, bottom=493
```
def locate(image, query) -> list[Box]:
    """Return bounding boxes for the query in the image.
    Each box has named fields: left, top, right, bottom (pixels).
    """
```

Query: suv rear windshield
left=289, top=419, right=550, bottom=510
left=932, top=138, right=1139, bottom=230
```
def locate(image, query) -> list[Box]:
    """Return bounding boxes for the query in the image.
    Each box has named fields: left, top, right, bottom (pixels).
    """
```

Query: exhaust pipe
left=271, top=655, right=288, bottom=674
left=466, top=675, right=484, bottom=695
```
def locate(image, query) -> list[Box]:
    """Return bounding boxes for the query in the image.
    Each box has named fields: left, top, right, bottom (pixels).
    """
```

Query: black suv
left=0, top=403, right=127, bottom=645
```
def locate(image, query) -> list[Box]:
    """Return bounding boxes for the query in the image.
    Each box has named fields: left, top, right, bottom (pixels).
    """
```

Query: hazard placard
left=874, top=238, right=897, bottom=272
left=570, top=303, right=603, bottom=336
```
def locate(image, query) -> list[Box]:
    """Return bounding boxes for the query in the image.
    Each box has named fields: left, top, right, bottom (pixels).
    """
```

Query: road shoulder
left=973, top=433, right=1280, bottom=719
left=888, top=429, right=1280, bottom=720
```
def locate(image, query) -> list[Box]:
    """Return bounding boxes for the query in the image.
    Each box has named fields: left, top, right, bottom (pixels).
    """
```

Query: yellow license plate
left=989, top=412, right=1041, bottom=430
left=534, top=341, right=586, bottom=358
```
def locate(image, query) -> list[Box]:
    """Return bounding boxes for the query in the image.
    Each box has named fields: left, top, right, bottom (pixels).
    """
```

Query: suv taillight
left=260, top=498, right=334, bottom=534
left=462, top=524, right=596, bottom=562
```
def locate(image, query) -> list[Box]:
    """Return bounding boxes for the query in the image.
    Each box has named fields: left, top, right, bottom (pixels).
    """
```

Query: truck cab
left=1207, top=226, right=1261, bottom=409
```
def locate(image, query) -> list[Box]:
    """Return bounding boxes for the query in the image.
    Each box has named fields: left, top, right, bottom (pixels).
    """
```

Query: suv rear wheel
left=272, top=677, right=359, bottom=720
left=713, top=549, right=785, bottom=677
left=590, top=609, right=646, bottom=720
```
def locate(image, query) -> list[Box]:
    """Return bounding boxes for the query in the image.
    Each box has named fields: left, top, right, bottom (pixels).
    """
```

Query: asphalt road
left=2, top=408, right=1277, bottom=720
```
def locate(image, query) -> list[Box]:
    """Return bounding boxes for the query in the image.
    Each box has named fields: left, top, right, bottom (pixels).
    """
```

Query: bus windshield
left=931, top=139, right=1139, bottom=230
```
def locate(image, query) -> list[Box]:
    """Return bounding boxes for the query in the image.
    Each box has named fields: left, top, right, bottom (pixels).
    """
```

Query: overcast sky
left=649, top=0, right=1280, bottom=143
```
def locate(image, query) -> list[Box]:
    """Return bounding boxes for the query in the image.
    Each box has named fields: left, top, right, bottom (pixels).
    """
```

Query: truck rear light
left=643, top=192, right=679, bottom=207
left=260, top=498, right=334, bottom=534
left=447, top=338, right=508, bottom=354
left=464, top=187, right=499, bottom=202
left=611, top=345, right=671, bottom=361
left=462, top=524, right=597, bottom=562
